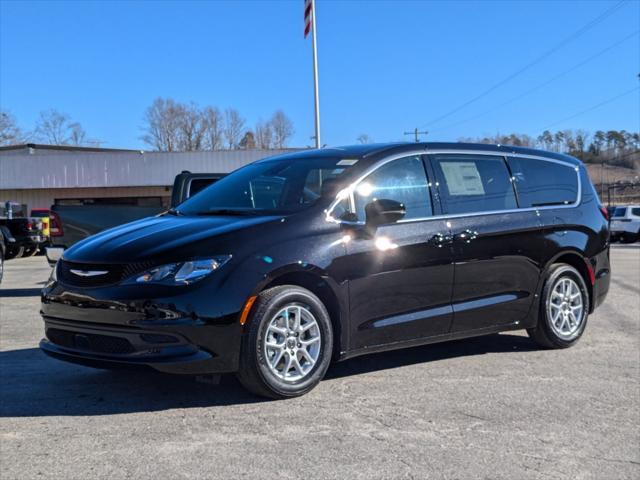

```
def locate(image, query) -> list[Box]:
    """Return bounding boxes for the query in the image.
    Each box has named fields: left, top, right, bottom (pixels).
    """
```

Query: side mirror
left=365, top=199, right=406, bottom=227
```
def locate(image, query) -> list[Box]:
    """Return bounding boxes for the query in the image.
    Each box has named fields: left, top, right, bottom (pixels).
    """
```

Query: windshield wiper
left=196, top=209, right=258, bottom=216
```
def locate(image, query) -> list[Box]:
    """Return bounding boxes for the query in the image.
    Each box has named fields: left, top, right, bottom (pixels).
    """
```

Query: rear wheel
left=237, top=285, right=333, bottom=399
left=621, top=231, right=639, bottom=243
left=528, top=264, right=589, bottom=349
left=0, top=247, right=4, bottom=283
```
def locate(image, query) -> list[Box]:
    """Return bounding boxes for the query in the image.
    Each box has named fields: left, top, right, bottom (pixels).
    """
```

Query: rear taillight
left=49, top=212, right=63, bottom=237
left=599, top=206, right=609, bottom=220
left=26, top=221, right=33, bottom=230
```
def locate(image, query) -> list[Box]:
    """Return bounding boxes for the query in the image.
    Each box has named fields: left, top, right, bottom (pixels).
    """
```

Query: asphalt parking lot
left=1, top=247, right=638, bottom=480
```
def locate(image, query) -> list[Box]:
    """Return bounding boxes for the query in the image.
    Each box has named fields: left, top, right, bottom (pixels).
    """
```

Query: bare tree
left=68, top=122, right=87, bottom=146
left=356, top=133, right=373, bottom=144
left=141, top=97, right=183, bottom=151
left=270, top=110, right=294, bottom=149
left=0, top=110, right=24, bottom=146
left=255, top=119, right=273, bottom=149
left=223, top=108, right=245, bottom=149
left=239, top=130, right=257, bottom=149
left=35, top=109, right=74, bottom=145
left=176, top=102, right=206, bottom=151
left=202, top=106, right=223, bottom=150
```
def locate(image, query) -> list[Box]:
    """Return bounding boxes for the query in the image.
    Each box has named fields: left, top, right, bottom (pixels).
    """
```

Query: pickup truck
left=0, top=202, right=46, bottom=259
left=46, top=171, right=224, bottom=265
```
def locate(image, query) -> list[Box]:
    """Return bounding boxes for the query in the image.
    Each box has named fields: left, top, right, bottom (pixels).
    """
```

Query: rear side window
left=430, top=154, right=517, bottom=215
left=354, top=155, right=432, bottom=220
left=612, top=207, right=627, bottom=217
left=507, top=157, right=578, bottom=207
left=631, top=208, right=640, bottom=216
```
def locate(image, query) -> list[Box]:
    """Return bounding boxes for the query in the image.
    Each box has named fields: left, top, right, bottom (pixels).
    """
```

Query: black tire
left=527, top=264, right=590, bottom=349
left=5, top=246, right=24, bottom=260
left=236, top=285, right=333, bottom=399
left=0, top=247, right=4, bottom=284
left=621, top=232, right=639, bottom=244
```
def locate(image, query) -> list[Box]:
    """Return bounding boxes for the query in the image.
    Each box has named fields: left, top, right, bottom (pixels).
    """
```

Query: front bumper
left=40, top=282, right=244, bottom=375
left=40, top=317, right=226, bottom=374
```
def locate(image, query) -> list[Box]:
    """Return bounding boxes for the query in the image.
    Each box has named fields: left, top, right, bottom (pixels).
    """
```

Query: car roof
left=264, top=142, right=582, bottom=165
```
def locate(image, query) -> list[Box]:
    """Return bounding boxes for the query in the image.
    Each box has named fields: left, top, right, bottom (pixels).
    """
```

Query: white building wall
left=0, top=149, right=293, bottom=190
left=0, top=186, right=170, bottom=212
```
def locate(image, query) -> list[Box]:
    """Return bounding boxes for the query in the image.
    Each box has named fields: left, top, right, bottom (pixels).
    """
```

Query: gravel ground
left=1, top=246, right=638, bottom=480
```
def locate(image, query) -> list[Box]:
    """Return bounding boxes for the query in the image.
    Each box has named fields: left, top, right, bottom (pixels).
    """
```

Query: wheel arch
left=254, top=264, right=346, bottom=360
left=544, top=250, right=595, bottom=313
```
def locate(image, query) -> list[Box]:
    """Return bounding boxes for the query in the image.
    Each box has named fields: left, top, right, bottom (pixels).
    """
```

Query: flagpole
left=310, top=0, right=321, bottom=148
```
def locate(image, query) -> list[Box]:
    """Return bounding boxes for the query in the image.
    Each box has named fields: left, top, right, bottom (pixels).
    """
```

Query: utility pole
left=308, top=0, right=321, bottom=148
left=403, top=128, right=428, bottom=142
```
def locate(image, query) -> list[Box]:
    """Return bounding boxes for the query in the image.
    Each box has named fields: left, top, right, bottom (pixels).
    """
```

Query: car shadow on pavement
left=0, top=333, right=536, bottom=417
left=0, top=288, right=43, bottom=298
left=326, top=333, right=537, bottom=379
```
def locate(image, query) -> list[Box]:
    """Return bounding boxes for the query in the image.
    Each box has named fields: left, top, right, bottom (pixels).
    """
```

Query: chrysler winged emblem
left=70, top=269, right=109, bottom=277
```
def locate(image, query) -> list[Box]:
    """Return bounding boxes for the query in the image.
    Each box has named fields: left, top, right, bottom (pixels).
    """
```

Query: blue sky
left=1, top=0, right=638, bottom=149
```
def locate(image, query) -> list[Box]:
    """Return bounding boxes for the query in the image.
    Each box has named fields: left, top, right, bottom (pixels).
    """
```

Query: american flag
left=304, top=0, right=313, bottom=38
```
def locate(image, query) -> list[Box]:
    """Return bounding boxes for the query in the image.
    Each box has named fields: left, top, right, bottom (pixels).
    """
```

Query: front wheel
left=237, top=285, right=333, bottom=399
left=5, top=246, right=24, bottom=260
left=528, top=264, right=589, bottom=349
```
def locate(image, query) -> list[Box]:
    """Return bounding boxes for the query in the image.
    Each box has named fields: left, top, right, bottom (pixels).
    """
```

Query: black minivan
left=41, top=143, right=611, bottom=398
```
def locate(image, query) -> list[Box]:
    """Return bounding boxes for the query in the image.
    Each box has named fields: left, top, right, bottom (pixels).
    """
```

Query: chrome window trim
left=324, top=149, right=582, bottom=225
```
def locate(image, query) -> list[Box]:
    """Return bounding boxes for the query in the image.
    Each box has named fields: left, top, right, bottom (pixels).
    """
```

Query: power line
left=541, top=86, right=639, bottom=130
left=430, top=29, right=639, bottom=134
left=422, top=0, right=629, bottom=129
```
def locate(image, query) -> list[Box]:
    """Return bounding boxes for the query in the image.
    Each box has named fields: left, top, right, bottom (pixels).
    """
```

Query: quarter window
left=507, top=157, right=578, bottom=207
left=613, top=207, right=626, bottom=217
left=430, top=154, right=517, bottom=214
left=353, top=155, right=432, bottom=221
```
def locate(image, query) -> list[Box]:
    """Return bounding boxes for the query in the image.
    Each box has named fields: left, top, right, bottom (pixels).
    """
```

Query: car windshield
left=612, top=207, right=627, bottom=217
left=177, top=156, right=355, bottom=216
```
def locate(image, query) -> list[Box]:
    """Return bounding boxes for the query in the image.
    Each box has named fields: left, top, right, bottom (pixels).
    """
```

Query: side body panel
left=342, top=219, right=454, bottom=349
left=446, top=211, right=545, bottom=332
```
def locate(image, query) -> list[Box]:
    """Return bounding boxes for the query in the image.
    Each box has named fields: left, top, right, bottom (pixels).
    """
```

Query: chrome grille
left=57, top=260, right=156, bottom=288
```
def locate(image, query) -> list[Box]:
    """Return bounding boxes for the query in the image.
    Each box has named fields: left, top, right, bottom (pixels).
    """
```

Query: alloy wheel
left=263, top=303, right=322, bottom=382
left=548, top=277, right=584, bottom=340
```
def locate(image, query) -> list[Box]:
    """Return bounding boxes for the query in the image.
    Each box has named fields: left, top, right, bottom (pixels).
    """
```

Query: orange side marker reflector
left=239, top=295, right=258, bottom=325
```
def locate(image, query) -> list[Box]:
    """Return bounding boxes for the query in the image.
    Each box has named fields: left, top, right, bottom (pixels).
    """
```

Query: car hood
left=63, top=214, right=281, bottom=263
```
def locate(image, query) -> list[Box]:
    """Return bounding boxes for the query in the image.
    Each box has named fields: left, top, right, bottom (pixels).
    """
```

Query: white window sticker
left=440, top=162, right=485, bottom=196
left=337, top=159, right=358, bottom=166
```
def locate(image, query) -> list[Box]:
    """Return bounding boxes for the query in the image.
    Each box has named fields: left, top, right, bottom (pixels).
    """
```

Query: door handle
left=454, top=229, right=479, bottom=243
left=429, top=233, right=453, bottom=247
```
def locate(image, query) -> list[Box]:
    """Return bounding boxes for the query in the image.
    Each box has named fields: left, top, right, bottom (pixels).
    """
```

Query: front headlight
left=126, top=256, right=231, bottom=285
